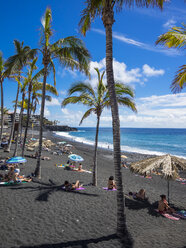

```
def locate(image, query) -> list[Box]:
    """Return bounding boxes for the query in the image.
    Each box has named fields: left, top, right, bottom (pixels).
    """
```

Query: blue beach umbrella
left=68, top=154, right=84, bottom=162
left=6, top=156, right=27, bottom=164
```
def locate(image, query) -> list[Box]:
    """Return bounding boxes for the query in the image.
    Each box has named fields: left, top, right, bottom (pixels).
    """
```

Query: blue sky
left=1, top=0, right=186, bottom=128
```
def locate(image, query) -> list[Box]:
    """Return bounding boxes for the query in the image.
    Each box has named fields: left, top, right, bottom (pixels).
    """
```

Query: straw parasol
left=121, top=155, right=127, bottom=159
left=130, top=154, right=186, bottom=202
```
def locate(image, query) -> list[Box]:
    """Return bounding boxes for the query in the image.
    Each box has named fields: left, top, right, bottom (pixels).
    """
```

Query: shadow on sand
left=8, top=179, right=99, bottom=202
left=16, top=233, right=133, bottom=248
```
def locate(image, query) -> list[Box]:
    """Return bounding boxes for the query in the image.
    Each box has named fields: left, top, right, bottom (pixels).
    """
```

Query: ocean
left=54, top=127, right=186, bottom=159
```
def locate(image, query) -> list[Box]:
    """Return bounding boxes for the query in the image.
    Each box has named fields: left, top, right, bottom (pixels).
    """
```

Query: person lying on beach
left=158, top=194, right=175, bottom=213
left=63, top=180, right=82, bottom=191
left=16, top=175, right=32, bottom=182
left=108, top=176, right=117, bottom=190
left=129, top=189, right=146, bottom=200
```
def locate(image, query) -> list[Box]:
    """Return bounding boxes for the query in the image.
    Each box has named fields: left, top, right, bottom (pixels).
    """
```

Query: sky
left=1, top=0, right=186, bottom=128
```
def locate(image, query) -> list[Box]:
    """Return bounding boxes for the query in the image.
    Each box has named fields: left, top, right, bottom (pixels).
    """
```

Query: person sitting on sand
left=121, top=161, right=128, bottom=168
left=77, top=163, right=85, bottom=172
left=108, top=176, right=117, bottom=190
left=136, top=189, right=146, bottom=200
left=5, top=166, right=17, bottom=182
left=158, top=194, right=175, bottom=213
left=64, top=180, right=82, bottom=190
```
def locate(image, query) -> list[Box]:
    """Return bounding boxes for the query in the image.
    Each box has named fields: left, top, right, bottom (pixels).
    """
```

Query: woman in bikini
left=158, top=195, right=175, bottom=213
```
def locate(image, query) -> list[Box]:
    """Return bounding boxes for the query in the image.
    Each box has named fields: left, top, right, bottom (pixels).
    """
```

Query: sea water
left=54, top=127, right=186, bottom=158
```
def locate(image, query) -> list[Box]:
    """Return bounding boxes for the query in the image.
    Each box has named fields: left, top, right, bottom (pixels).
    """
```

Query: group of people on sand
left=0, top=164, right=32, bottom=183
left=107, top=176, right=175, bottom=214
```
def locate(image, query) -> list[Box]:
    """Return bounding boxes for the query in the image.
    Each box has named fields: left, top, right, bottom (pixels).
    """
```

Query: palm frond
left=68, top=82, right=96, bottom=99
left=48, top=60, right=56, bottom=86
left=117, top=96, right=137, bottom=113
left=45, top=84, right=58, bottom=96
left=156, top=23, right=186, bottom=49
left=79, top=108, right=95, bottom=125
left=171, top=64, right=186, bottom=93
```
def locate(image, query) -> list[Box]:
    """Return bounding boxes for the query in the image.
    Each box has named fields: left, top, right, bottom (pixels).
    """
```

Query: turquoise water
left=54, top=127, right=186, bottom=158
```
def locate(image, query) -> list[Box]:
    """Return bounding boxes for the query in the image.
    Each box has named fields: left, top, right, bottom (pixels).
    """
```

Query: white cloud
left=45, top=97, right=60, bottom=106
left=163, top=19, right=176, bottom=29
left=142, top=64, right=165, bottom=77
left=88, top=58, right=164, bottom=87
left=92, top=28, right=181, bottom=56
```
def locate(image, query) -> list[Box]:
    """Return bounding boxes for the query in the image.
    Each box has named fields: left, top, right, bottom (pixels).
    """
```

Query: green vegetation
left=156, top=23, right=186, bottom=93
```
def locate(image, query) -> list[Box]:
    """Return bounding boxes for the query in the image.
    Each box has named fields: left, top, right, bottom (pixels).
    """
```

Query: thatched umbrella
left=130, top=154, right=186, bottom=203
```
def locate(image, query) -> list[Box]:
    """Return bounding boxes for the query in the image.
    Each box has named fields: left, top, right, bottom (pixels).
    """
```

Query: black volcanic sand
left=0, top=131, right=186, bottom=248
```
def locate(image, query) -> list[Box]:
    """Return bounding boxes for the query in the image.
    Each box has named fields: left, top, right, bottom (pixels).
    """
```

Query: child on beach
left=107, top=176, right=117, bottom=190
left=158, top=195, right=175, bottom=213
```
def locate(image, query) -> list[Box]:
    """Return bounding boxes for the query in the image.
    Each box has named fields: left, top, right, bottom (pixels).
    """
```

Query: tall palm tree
left=62, top=68, right=137, bottom=186
left=22, top=81, right=58, bottom=157
left=13, top=81, right=27, bottom=156
left=79, top=0, right=165, bottom=239
left=34, top=7, right=90, bottom=178
left=156, top=23, right=186, bottom=93
left=0, top=107, right=9, bottom=140
left=0, top=52, right=7, bottom=143
left=4, top=40, right=36, bottom=152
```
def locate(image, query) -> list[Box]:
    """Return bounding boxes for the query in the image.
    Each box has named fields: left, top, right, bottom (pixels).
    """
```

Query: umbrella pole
left=167, top=180, right=170, bottom=204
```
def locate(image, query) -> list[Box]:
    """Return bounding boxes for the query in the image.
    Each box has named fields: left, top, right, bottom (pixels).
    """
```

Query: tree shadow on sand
left=16, top=233, right=133, bottom=248
left=125, top=195, right=186, bottom=218
left=8, top=179, right=99, bottom=202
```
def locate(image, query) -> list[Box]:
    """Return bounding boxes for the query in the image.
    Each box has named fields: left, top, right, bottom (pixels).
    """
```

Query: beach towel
left=62, top=186, right=85, bottom=191
left=0, top=181, right=27, bottom=186
left=71, top=169, right=92, bottom=173
left=103, top=187, right=117, bottom=191
left=155, top=209, right=180, bottom=220
left=173, top=211, right=186, bottom=220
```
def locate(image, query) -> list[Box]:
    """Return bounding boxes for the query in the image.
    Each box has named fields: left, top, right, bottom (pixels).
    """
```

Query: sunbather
left=108, top=176, right=117, bottom=190
left=129, top=188, right=146, bottom=200
left=63, top=180, right=82, bottom=190
left=158, top=194, right=175, bottom=213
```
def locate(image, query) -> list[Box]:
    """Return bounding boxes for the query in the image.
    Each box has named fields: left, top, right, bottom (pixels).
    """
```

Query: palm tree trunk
left=92, top=115, right=100, bottom=186
left=104, top=11, right=126, bottom=238
left=22, top=83, right=32, bottom=157
left=34, top=65, right=47, bottom=178
left=0, top=80, right=4, bottom=144
left=5, top=83, right=20, bottom=152
left=13, top=91, right=25, bottom=156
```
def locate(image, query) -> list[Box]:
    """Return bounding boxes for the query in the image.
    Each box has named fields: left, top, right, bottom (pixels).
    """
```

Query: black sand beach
left=0, top=131, right=186, bottom=248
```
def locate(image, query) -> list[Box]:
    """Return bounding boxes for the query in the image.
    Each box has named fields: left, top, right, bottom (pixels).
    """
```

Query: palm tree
left=0, top=107, right=9, bottom=140
left=34, top=7, right=90, bottom=178
left=62, top=68, right=137, bottom=186
left=79, top=0, right=165, bottom=239
left=156, top=23, right=186, bottom=93
left=4, top=40, right=36, bottom=152
left=13, top=81, right=27, bottom=156
left=22, top=81, right=58, bottom=157
left=0, top=52, right=7, bottom=143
